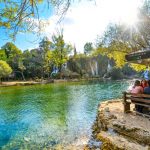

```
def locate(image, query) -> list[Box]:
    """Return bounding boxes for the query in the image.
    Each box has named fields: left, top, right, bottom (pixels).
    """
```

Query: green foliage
left=108, top=67, right=124, bottom=80
left=0, top=0, right=71, bottom=38
left=1, top=42, right=27, bottom=80
left=94, top=24, right=133, bottom=69
left=0, top=1, right=149, bottom=80
left=84, top=42, right=93, bottom=55
left=0, top=34, right=73, bottom=80
left=129, top=63, right=147, bottom=72
left=1, top=42, right=23, bottom=71
left=1, top=42, right=21, bottom=58
left=95, top=0, right=150, bottom=72
left=51, top=32, right=73, bottom=72
left=43, top=50, right=53, bottom=76
left=39, top=37, right=53, bottom=76
left=0, top=60, right=12, bottom=80
left=67, top=57, right=83, bottom=76
left=39, top=37, right=52, bottom=52
left=0, top=49, right=7, bottom=61
left=74, top=53, right=87, bottom=59
left=121, top=64, right=136, bottom=76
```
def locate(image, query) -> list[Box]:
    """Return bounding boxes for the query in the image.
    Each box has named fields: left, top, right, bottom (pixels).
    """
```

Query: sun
left=106, top=0, right=141, bottom=27
left=121, top=12, right=138, bottom=26
left=119, top=3, right=139, bottom=26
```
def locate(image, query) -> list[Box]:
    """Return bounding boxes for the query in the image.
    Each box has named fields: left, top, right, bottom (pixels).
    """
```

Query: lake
left=0, top=80, right=129, bottom=149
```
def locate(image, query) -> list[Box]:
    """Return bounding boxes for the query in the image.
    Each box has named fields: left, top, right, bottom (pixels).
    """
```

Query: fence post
left=123, top=92, right=130, bottom=113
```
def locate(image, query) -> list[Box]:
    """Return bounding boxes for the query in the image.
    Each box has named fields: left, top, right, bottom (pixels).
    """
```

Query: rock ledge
left=86, top=99, right=150, bottom=150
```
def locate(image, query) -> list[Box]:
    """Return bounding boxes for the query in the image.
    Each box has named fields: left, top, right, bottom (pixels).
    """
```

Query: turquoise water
left=0, top=80, right=129, bottom=149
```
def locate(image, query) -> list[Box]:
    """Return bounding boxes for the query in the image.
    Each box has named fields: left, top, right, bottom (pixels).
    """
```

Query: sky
left=0, top=0, right=142, bottom=53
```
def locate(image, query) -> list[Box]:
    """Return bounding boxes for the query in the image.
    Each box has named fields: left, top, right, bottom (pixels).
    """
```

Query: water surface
left=0, top=80, right=129, bottom=149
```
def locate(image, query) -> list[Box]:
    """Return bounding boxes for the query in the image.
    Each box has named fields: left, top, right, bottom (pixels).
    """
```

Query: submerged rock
left=24, top=137, right=30, bottom=142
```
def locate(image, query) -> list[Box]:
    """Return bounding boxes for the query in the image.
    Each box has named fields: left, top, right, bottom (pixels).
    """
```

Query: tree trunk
left=21, top=71, right=26, bottom=81
left=58, top=64, right=62, bottom=73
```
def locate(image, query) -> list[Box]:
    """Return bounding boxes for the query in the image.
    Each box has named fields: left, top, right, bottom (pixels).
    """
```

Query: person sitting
left=131, top=80, right=143, bottom=94
left=130, top=80, right=143, bottom=113
left=141, top=79, right=148, bottom=90
left=144, top=80, right=150, bottom=94
left=143, top=80, right=150, bottom=114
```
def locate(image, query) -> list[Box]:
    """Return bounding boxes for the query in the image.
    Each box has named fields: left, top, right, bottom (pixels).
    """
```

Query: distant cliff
left=67, top=55, right=112, bottom=78
left=66, top=55, right=136, bottom=79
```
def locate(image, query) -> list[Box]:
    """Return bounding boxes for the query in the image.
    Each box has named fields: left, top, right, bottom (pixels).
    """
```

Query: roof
left=125, top=50, right=150, bottom=65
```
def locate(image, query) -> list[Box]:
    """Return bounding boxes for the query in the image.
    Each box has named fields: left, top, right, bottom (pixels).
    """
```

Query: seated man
left=141, top=79, right=148, bottom=90
left=144, top=80, right=150, bottom=94
left=143, top=80, right=150, bottom=114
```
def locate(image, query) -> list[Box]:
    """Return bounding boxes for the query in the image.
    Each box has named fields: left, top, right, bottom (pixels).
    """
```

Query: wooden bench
left=123, top=92, right=150, bottom=117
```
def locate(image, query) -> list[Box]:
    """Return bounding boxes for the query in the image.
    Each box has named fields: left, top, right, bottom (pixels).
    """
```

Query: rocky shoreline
left=85, top=100, right=150, bottom=150
left=0, top=78, right=108, bottom=87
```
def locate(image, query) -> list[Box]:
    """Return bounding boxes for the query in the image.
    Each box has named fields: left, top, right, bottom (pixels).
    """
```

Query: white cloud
left=40, top=0, right=142, bottom=53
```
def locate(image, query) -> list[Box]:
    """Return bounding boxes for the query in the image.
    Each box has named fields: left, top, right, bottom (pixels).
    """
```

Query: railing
left=123, top=92, right=150, bottom=117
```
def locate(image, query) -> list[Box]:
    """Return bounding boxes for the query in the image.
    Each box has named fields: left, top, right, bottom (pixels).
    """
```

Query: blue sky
left=0, top=1, right=54, bottom=50
left=0, top=0, right=142, bottom=52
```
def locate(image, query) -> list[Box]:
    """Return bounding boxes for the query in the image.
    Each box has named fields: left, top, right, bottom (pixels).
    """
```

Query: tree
left=23, top=48, right=44, bottom=78
left=39, top=37, right=53, bottom=52
left=43, top=50, right=53, bottom=78
left=95, top=0, right=150, bottom=71
left=0, top=0, right=72, bottom=39
left=22, top=47, right=53, bottom=79
left=134, top=0, right=150, bottom=49
left=22, top=50, right=32, bottom=78
left=52, top=30, right=73, bottom=72
left=18, top=59, right=26, bottom=81
left=1, top=42, right=21, bottom=59
left=95, top=24, right=131, bottom=68
left=1, top=42, right=26, bottom=79
left=84, top=42, right=93, bottom=55
left=0, top=49, right=7, bottom=61
left=73, top=45, right=77, bottom=57
left=39, top=37, right=53, bottom=78
left=0, top=60, right=12, bottom=83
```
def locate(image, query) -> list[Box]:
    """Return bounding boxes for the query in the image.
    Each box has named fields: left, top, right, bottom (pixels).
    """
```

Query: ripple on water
left=0, top=80, right=129, bottom=149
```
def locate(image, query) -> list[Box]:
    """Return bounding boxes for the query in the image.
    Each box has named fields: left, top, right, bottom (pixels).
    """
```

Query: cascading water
left=90, top=62, right=95, bottom=76
left=95, top=61, right=98, bottom=76
left=90, top=60, right=99, bottom=76
left=107, top=60, right=112, bottom=72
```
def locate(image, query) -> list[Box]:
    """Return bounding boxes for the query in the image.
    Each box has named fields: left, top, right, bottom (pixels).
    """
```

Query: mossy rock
left=96, top=134, right=124, bottom=150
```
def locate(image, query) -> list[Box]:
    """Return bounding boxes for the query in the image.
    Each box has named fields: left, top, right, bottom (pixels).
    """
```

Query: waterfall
left=51, top=66, right=58, bottom=77
left=63, top=63, right=67, bottom=69
left=95, top=61, right=98, bottom=75
left=90, top=62, right=95, bottom=76
left=90, top=60, right=99, bottom=76
left=107, top=60, right=112, bottom=72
